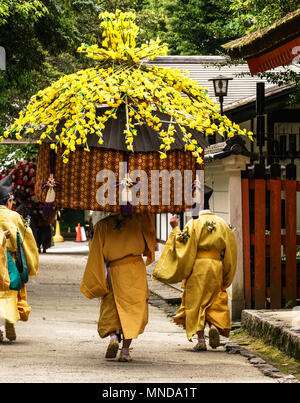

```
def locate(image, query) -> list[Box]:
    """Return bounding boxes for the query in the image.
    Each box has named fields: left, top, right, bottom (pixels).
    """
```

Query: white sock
left=110, top=334, right=118, bottom=342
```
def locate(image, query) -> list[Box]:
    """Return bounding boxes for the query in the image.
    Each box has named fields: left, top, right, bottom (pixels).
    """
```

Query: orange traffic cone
left=75, top=223, right=82, bottom=242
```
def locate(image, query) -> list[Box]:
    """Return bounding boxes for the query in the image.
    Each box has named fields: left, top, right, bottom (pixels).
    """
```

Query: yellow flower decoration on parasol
left=2, top=9, right=253, bottom=164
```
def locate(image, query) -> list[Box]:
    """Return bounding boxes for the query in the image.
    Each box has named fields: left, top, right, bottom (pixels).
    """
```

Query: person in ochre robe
left=0, top=175, right=39, bottom=342
left=80, top=212, right=156, bottom=362
left=152, top=186, right=237, bottom=351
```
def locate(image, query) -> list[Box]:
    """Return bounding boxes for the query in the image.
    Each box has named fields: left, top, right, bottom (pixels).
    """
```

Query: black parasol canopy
left=39, top=105, right=208, bottom=152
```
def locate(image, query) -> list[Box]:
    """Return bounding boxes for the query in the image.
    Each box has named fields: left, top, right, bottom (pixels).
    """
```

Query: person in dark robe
left=16, top=199, right=39, bottom=247
left=37, top=214, right=55, bottom=254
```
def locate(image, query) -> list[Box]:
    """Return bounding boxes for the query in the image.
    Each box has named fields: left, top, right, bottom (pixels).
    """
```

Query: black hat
left=204, top=185, right=213, bottom=209
left=0, top=175, right=13, bottom=202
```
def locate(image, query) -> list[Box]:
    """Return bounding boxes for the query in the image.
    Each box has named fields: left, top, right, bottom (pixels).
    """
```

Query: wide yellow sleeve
left=17, top=215, right=39, bottom=277
left=80, top=221, right=109, bottom=299
left=141, top=214, right=157, bottom=266
left=152, top=219, right=198, bottom=284
left=223, top=228, right=237, bottom=289
left=0, top=232, right=10, bottom=291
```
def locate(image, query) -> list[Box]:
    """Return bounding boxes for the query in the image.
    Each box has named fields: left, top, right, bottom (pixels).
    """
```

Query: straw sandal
left=118, top=348, right=132, bottom=362
left=105, top=339, right=119, bottom=359
left=193, top=338, right=207, bottom=351
left=208, top=326, right=220, bottom=349
left=5, top=322, right=16, bottom=341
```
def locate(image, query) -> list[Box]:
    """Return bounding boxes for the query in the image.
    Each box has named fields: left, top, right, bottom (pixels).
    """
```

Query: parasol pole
left=42, top=148, right=61, bottom=219
left=120, top=151, right=134, bottom=217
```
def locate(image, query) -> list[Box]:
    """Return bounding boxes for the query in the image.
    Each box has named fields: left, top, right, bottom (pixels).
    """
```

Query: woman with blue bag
left=0, top=175, right=39, bottom=342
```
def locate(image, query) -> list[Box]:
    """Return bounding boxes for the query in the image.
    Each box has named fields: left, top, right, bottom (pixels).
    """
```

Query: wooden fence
left=242, top=167, right=300, bottom=309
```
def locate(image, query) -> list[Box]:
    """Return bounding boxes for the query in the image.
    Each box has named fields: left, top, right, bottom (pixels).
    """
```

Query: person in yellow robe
left=80, top=212, right=156, bottom=362
left=0, top=229, right=11, bottom=341
left=0, top=175, right=39, bottom=342
left=153, top=186, right=237, bottom=351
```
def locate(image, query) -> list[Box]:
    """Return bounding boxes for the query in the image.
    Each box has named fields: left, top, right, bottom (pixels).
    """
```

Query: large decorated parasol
left=1, top=10, right=253, bottom=214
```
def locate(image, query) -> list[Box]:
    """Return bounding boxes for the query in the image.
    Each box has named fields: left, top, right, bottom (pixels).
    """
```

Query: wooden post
left=256, top=82, right=265, bottom=166
left=241, top=171, right=251, bottom=308
left=285, top=164, right=297, bottom=306
left=270, top=165, right=282, bottom=308
left=254, top=164, right=266, bottom=309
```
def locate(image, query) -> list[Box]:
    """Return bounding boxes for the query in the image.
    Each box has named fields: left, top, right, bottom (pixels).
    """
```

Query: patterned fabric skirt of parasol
left=35, top=143, right=203, bottom=213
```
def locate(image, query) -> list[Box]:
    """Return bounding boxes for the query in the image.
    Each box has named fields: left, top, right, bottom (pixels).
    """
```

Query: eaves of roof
left=147, top=55, right=229, bottom=64
left=222, top=8, right=300, bottom=60
left=224, top=84, right=296, bottom=123
left=204, top=136, right=256, bottom=162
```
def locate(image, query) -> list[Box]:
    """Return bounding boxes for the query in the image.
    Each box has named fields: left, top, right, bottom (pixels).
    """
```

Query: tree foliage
left=0, top=0, right=48, bottom=25
left=0, top=144, right=38, bottom=169
left=0, top=1, right=102, bottom=133
left=218, top=0, right=300, bottom=104
left=142, top=0, right=238, bottom=55
left=222, top=0, right=300, bottom=34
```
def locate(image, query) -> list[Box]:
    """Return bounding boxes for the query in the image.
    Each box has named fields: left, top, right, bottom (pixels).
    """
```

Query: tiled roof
left=149, top=56, right=282, bottom=107
left=204, top=135, right=254, bottom=162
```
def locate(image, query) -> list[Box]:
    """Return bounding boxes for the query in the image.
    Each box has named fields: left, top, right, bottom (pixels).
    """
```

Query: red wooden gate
left=242, top=173, right=300, bottom=309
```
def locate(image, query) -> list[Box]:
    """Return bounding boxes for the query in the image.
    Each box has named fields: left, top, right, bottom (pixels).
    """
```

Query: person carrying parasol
left=0, top=175, right=39, bottom=342
left=153, top=185, right=237, bottom=351
left=80, top=211, right=156, bottom=362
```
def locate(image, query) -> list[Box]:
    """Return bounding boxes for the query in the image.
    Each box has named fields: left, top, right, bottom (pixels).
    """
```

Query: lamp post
left=209, top=75, right=233, bottom=143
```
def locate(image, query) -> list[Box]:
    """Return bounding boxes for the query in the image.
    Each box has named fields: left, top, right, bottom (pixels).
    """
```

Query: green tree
left=139, top=0, right=300, bottom=55
left=214, top=0, right=300, bottom=36
left=0, top=0, right=48, bottom=25
left=219, top=0, right=300, bottom=105
left=139, top=0, right=237, bottom=55
left=0, top=144, right=38, bottom=169
left=0, top=1, right=102, bottom=134
left=0, top=0, right=104, bottom=164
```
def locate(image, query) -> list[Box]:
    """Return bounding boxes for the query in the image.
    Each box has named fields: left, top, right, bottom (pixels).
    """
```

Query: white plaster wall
left=205, top=166, right=230, bottom=223
left=205, top=164, right=232, bottom=315
left=156, top=213, right=173, bottom=243
left=160, top=214, right=168, bottom=241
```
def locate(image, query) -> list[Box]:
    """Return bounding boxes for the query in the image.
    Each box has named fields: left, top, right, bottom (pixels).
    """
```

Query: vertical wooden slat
left=242, top=177, right=251, bottom=308
left=270, top=179, right=282, bottom=307
left=254, top=179, right=266, bottom=308
left=285, top=180, right=297, bottom=306
left=159, top=213, right=162, bottom=241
